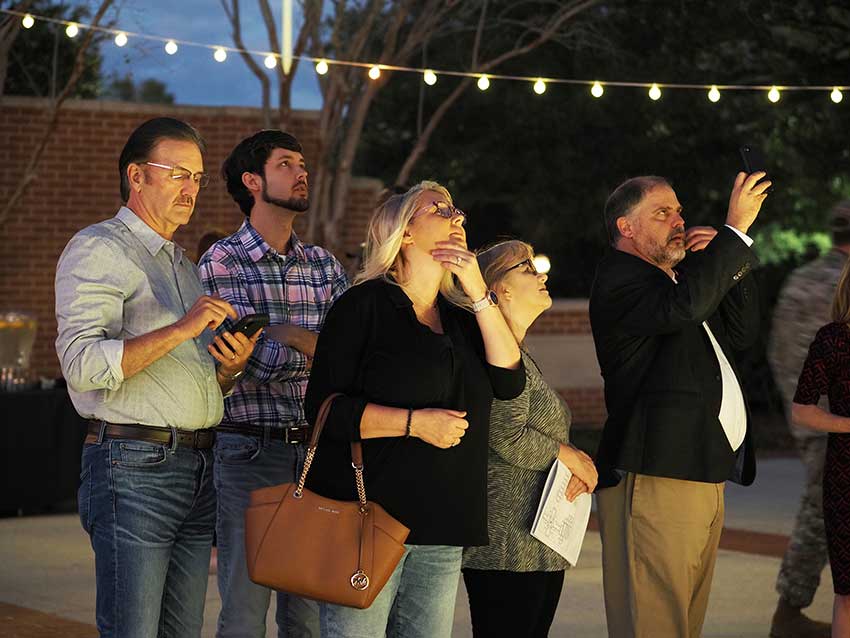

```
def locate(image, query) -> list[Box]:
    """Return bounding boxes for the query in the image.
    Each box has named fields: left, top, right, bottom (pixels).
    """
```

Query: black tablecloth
left=0, top=389, right=88, bottom=513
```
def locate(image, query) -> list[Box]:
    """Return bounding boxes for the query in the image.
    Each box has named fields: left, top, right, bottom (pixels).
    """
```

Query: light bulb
left=315, top=59, right=329, bottom=75
left=165, top=40, right=178, bottom=55
left=22, top=14, right=35, bottom=29
left=114, top=32, right=128, bottom=47
left=368, top=65, right=381, bottom=80
left=831, top=87, right=843, bottom=104
left=477, top=75, right=490, bottom=91
left=591, top=81, right=604, bottom=98
left=214, top=47, right=227, bottom=62
left=264, top=54, right=277, bottom=69
left=533, top=79, right=546, bottom=95
left=648, top=83, right=661, bottom=101
left=768, top=86, right=781, bottom=103
left=708, top=85, right=720, bottom=102
left=423, top=70, right=437, bottom=86
left=65, top=23, right=79, bottom=38
left=533, top=255, right=551, bottom=275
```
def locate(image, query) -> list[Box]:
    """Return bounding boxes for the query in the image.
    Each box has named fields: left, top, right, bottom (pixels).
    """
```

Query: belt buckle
left=285, top=427, right=304, bottom=444
left=193, top=429, right=213, bottom=448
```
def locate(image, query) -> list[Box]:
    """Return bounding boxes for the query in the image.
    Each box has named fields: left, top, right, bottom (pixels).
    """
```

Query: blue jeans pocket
left=114, top=441, right=168, bottom=468
left=215, top=435, right=261, bottom=465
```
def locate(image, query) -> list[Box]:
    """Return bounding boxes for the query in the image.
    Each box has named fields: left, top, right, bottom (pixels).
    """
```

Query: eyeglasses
left=144, top=162, right=210, bottom=188
left=413, top=201, right=467, bottom=226
left=506, top=258, right=538, bottom=275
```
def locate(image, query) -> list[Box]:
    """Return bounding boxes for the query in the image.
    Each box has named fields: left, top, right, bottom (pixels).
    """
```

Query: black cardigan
left=303, top=279, right=525, bottom=546
left=589, top=227, right=759, bottom=488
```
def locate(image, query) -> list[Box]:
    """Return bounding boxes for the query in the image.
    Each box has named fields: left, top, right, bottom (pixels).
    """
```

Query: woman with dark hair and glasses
left=462, top=240, right=598, bottom=637
left=303, top=181, right=525, bottom=637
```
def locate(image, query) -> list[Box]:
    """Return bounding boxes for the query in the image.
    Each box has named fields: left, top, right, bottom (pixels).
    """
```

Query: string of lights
left=2, top=7, right=845, bottom=104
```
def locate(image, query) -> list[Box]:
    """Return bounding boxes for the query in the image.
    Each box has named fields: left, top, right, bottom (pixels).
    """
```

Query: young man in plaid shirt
left=199, top=130, right=349, bottom=637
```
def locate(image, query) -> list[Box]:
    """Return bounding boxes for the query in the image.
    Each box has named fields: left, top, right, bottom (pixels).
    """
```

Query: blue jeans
left=214, top=432, right=319, bottom=638
left=319, top=544, right=462, bottom=638
left=78, top=437, right=216, bottom=638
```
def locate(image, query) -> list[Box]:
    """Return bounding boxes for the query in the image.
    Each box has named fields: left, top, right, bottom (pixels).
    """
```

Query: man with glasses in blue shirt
left=56, top=117, right=259, bottom=638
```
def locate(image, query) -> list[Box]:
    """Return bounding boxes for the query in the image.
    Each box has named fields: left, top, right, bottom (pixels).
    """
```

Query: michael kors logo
left=350, top=570, right=370, bottom=591
left=318, top=506, right=340, bottom=514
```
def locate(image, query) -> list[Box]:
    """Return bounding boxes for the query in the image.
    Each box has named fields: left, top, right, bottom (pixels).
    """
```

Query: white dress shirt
left=686, top=225, right=752, bottom=451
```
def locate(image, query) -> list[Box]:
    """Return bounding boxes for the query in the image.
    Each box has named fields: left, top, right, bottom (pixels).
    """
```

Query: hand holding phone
left=230, top=312, right=270, bottom=337
left=739, top=144, right=774, bottom=193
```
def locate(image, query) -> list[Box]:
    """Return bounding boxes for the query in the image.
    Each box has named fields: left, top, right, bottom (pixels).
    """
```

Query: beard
left=261, top=181, right=309, bottom=213
left=637, top=229, right=686, bottom=268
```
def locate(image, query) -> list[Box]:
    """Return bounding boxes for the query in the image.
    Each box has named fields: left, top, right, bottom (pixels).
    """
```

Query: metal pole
left=282, top=0, right=292, bottom=75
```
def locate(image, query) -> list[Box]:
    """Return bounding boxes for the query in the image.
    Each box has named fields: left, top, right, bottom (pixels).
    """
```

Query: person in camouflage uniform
left=768, top=201, right=850, bottom=638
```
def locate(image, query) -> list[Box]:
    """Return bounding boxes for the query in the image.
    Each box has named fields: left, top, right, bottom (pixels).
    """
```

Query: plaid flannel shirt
left=199, top=220, right=349, bottom=429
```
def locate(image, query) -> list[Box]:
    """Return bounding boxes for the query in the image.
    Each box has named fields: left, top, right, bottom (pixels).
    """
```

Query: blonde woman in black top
left=462, top=240, right=598, bottom=637
left=303, top=181, right=525, bottom=638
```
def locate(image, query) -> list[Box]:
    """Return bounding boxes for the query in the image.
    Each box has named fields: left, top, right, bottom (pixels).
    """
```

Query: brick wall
left=0, top=97, right=606, bottom=427
left=525, top=300, right=605, bottom=427
left=0, top=97, right=382, bottom=377
left=527, top=304, right=591, bottom=335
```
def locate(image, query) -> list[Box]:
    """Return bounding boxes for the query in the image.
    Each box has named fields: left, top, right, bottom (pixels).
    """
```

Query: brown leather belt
left=86, top=420, right=216, bottom=450
left=216, top=423, right=312, bottom=444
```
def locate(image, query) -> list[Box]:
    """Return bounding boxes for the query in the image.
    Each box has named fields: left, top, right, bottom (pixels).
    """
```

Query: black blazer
left=589, top=227, right=759, bottom=488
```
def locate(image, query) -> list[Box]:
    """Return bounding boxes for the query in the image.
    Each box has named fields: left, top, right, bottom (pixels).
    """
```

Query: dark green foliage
left=357, top=0, right=850, bottom=297
left=102, top=73, right=175, bottom=104
left=3, top=1, right=103, bottom=98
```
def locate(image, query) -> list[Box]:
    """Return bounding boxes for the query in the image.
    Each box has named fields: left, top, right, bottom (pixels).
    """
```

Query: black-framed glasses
left=144, top=162, right=210, bottom=188
left=413, top=201, right=467, bottom=226
left=507, top=258, right=538, bottom=274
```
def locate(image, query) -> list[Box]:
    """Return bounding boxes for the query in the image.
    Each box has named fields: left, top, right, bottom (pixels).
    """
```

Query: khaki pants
left=597, top=473, right=725, bottom=638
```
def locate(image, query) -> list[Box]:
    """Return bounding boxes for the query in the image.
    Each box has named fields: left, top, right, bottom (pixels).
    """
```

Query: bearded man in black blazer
left=590, top=171, right=770, bottom=638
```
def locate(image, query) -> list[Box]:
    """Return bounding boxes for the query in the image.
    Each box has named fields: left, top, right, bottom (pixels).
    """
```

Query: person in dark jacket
left=590, top=171, right=770, bottom=638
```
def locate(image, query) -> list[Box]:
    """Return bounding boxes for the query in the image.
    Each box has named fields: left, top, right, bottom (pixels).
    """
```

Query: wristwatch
left=471, top=290, right=498, bottom=313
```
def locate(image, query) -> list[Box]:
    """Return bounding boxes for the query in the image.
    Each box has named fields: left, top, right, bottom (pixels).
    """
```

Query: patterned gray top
left=463, top=348, right=571, bottom=572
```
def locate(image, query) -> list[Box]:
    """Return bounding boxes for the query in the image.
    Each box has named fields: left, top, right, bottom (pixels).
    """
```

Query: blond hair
left=832, top=256, right=850, bottom=324
left=476, top=240, right=535, bottom=290
left=354, top=180, right=472, bottom=310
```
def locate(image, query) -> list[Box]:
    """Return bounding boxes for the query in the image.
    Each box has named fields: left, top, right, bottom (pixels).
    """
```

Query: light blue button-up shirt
left=55, top=207, right=223, bottom=429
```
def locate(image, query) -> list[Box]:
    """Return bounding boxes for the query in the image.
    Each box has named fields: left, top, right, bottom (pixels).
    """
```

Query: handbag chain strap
left=293, top=393, right=369, bottom=512
left=292, top=392, right=374, bottom=591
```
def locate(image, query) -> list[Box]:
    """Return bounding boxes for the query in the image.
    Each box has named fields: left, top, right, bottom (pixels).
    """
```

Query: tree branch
left=471, top=0, right=487, bottom=69
left=0, top=0, right=35, bottom=96
left=220, top=0, right=272, bottom=127
left=395, top=0, right=601, bottom=184
left=0, top=0, right=114, bottom=228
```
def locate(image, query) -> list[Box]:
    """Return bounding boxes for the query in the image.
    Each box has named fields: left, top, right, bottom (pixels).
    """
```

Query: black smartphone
left=230, top=313, right=269, bottom=337
left=739, top=144, right=773, bottom=193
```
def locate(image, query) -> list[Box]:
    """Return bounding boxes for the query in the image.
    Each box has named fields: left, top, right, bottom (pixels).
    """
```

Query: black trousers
left=463, top=567, right=565, bottom=637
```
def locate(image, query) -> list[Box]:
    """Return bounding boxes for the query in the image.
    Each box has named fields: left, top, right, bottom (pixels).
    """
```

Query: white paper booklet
left=530, top=459, right=592, bottom=566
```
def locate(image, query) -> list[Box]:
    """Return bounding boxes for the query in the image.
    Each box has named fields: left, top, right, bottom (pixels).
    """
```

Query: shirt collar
left=385, top=280, right=414, bottom=308
left=382, top=277, right=449, bottom=311
left=237, top=219, right=308, bottom=263
left=116, top=206, right=184, bottom=264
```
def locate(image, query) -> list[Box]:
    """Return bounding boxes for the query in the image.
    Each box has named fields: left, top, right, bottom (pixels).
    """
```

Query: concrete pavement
left=0, top=457, right=834, bottom=637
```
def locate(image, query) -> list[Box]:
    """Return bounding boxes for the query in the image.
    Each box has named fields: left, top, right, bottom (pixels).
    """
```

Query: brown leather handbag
left=244, top=393, right=411, bottom=609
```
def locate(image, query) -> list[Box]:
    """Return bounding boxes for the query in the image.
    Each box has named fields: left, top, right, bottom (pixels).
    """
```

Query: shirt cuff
left=725, top=224, right=754, bottom=247
left=101, top=339, right=125, bottom=385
